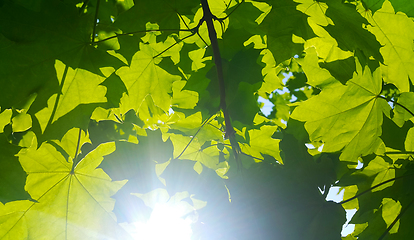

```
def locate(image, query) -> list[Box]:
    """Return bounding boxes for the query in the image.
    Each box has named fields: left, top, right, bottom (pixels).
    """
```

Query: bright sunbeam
left=130, top=203, right=193, bottom=240
left=121, top=189, right=205, bottom=240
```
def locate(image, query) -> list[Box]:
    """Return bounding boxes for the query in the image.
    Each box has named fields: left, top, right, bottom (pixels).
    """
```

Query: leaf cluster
left=1, top=0, right=414, bottom=239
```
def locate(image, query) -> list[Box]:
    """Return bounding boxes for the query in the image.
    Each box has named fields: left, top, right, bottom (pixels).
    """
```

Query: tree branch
left=200, top=0, right=242, bottom=169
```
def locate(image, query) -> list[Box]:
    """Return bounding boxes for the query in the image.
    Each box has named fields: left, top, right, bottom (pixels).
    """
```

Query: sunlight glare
left=128, top=203, right=193, bottom=240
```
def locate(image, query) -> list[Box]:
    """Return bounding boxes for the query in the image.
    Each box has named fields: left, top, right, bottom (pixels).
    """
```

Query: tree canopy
left=1, top=0, right=414, bottom=239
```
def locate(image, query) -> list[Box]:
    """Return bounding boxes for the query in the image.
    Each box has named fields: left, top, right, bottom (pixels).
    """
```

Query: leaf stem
left=70, top=129, right=83, bottom=174
left=378, top=197, right=414, bottom=240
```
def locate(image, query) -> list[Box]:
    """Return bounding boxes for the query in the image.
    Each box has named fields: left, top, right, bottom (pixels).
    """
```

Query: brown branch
left=200, top=0, right=242, bottom=169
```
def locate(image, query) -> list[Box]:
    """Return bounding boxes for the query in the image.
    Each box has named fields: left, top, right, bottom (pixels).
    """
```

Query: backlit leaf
left=291, top=61, right=390, bottom=161
left=0, top=131, right=130, bottom=239
left=365, top=0, right=414, bottom=92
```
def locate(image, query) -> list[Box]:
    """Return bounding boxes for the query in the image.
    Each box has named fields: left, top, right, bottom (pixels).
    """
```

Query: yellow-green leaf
left=0, top=135, right=130, bottom=239
left=366, top=0, right=414, bottom=92
left=291, top=62, right=390, bottom=162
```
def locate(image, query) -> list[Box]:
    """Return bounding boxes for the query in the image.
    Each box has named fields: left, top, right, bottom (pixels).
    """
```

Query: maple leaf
left=0, top=129, right=130, bottom=240
left=1, top=0, right=414, bottom=239
left=365, top=0, right=414, bottom=92
left=116, top=43, right=182, bottom=116
left=291, top=60, right=391, bottom=162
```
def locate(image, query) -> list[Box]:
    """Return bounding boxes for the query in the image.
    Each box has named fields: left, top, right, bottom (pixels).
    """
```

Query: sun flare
left=122, top=200, right=199, bottom=240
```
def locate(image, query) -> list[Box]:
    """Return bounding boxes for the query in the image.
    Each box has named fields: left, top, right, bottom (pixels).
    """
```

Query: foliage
left=0, top=0, right=414, bottom=239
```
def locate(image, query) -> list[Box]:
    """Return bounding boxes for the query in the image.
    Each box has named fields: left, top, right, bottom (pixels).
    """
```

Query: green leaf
left=323, top=1, right=383, bottom=62
left=405, top=127, right=414, bottom=151
left=296, top=47, right=340, bottom=88
left=260, top=0, right=316, bottom=64
left=381, top=198, right=401, bottom=234
left=0, top=133, right=130, bottom=239
left=362, top=0, right=414, bottom=17
left=172, top=80, right=199, bottom=109
left=11, top=113, right=32, bottom=133
left=194, top=161, right=203, bottom=174
left=361, top=156, right=395, bottom=191
left=0, top=0, right=123, bottom=114
left=114, top=0, right=200, bottom=35
left=393, top=92, right=414, bottom=127
left=366, top=0, right=414, bottom=92
left=1, top=0, right=414, bottom=238
left=296, top=0, right=354, bottom=63
left=35, top=60, right=109, bottom=133
left=52, top=128, right=91, bottom=161
left=0, top=109, right=12, bottom=134
left=291, top=61, right=391, bottom=162
left=116, top=43, right=181, bottom=115
left=171, top=133, right=221, bottom=169
left=241, top=125, right=282, bottom=164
